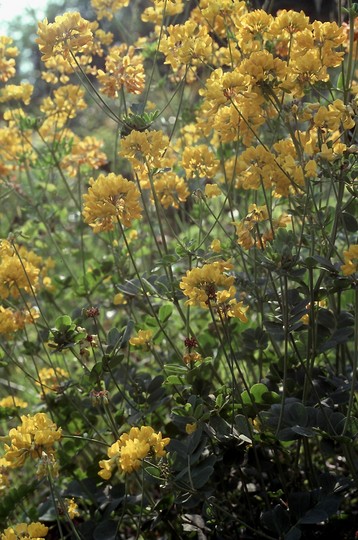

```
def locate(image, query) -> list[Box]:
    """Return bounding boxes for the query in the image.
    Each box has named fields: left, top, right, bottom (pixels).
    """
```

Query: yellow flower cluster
left=0, top=240, right=52, bottom=338
left=98, top=426, right=170, bottom=478
left=233, top=205, right=292, bottom=250
left=180, top=261, right=248, bottom=321
left=2, top=413, right=62, bottom=470
left=0, top=306, right=39, bottom=337
left=0, top=36, right=18, bottom=83
left=119, top=129, right=170, bottom=171
left=91, top=0, right=129, bottom=21
left=141, top=0, right=184, bottom=25
left=181, top=145, right=219, bottom=180
left=0, top=396, right=28, bottom=409
left=39, top=84, right=87, bottom=124
left=64, top=498, right=80, bottom=519
left=0, top=82, right=33, bottom=105
left=129, top=329, right=153, bottom=347
left=0, top=522, right=48, bottom=540
left=61, top=134, right=107, bottom=177
left=82, top=173, right=142, bottom=233
left=152, top=172, right=189, bottom=209
left=341, top=245, right=358, bottom=276
left=97, top=45, right=145, bottom=97
left=159, top=19, right=215, bottom=72
left=36, top=367, right=69, bottom=395
left=36, top=12, right=93, bottom=61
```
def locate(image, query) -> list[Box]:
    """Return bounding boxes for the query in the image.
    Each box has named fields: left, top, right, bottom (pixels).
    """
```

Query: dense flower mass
left=36, top=12, right=93, bottom=61
left=180, top=262, right=248, bottom=321
left=2, top=413, right=62, bottom=470
left=97, top=45, right=145, bottom=96
left=0, top=240, right=53, bottom=300
left=82, top=173, right=142, bottom=232
left=119, top=129, right=171, bottom=170
left=0, top=522, right=48, bottom=540
left=0, top=36, right=18, bottom=83
left=91, top=0, right=129, bottom=21
left=0, top=396, right=28, bottom=408
left=36, top=367, right=69, bottom=395
left=0, top=1, right=356, bottom=537
left=98, top=426, right=170, bottom=478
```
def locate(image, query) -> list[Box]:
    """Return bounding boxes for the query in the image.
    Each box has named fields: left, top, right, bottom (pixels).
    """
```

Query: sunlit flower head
left=64, top=498, right=80, bottom=519
left=142, top=0, right=184, bottom=25
left=120, top=129, right=170, bottom=170
left=91, top=0, right=129, bottom=21
left=3, top=413, right=62, bottom=471
left=1, top=522, right=48, bottom=540
left=97, top=45, right=145, bottom=97
left=82, top=173, right=142, bottom=233
left=36, top=12, right=93, bottom=62
left=98, top=425, right=170, bottom=478
left=0, top=36, right=18, bottom=83
left=129, top=329, right=153, bottom=347
left=152, top=172, right=189, bottom=209
left=0, top=396, right=28, bottom=409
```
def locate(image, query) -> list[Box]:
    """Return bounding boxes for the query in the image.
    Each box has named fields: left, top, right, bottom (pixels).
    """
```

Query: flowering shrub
left=0, top=0, right=357, bottom=538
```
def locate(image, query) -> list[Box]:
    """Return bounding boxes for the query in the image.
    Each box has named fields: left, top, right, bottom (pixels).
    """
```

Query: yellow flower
left=36, top=12, right=93, bottom=61
left=180, top=262, right=235, bottom=308
left=40, top=84, right=87, bottom=123
left=0, top=83, right=33, bottom=105
left=152, top=172, right=189, bottom=209
left=82, top=173, right=142, bottom=233
left=36, top=367, right=69, bottom=395
left=65, top=498, right=79, bottom=519
left=113, top=292, right=127, bottom=305
left=97, top=45, right=145, bottom=97
left=185, top=422, right=197, bottom=434
left=0, top=240, right=52, bottom=300
left=91, top=0, right=129, bottom=21
left=0, top=396, right=28, bottom=408
left=182, top=145, right=219, bottom=179
left=119, top=129, right=170, bottom=171
left=313, top=99, right=355, bottom=132
left=1, top=522, right=48, bottom=540
left=205, top=184, right=222, bottom=198
left=233, top=222, right=255, bottom=250
left=142, top=0, right=184, bottom=25
left=0, top=255, right=39, bottom=300
left=129, top=329, right=153, bottom=347
left=235, top=9, right=272, bottom=52
left=159, top=20, right=214, bottom=71
left=3, top=413, right=62, bottom=470
left=183, top=352, right=202, bottom=365
left=98, top=426, right=170, bottom=478
left=301, top=300, right=327, bottom=325
left=61, top=135, right=107, bottom=177
left=341, top=245, right=358, bottom=276
left=211, top=239, right=221, bottom=253
left=0, top=36, right=18, bottom=83
left=270, top=9, right=309, bottom=36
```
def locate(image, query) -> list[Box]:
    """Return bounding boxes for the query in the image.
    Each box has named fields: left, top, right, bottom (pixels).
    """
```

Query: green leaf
left=341, top=212, right=358, bottom=232
left=165, top=375, right=186, bottom=385
left=336, top=72, right=344, bottom=90
left=159, top=303, right=173, bottom=323
left=55, top=315, right=72, bottom=331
